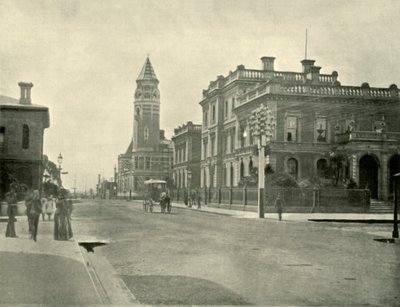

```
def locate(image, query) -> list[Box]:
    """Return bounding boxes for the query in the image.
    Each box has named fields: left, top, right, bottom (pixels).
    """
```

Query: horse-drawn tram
left=143, top=179, right=171, bottom=213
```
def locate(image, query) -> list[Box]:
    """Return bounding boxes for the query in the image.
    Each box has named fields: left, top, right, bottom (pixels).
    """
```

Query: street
left=72, top=199, right=399, bottom=306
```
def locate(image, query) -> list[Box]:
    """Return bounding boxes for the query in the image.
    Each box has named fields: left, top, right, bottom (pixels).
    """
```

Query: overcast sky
left=1, top=0, right=400, bottom=192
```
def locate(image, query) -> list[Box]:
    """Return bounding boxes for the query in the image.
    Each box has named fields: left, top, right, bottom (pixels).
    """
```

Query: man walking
left=274, top=193, right=284, bottom=221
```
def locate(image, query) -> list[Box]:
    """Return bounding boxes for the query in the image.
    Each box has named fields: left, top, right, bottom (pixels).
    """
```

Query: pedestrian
left=25, top=189, right=33, bottom=235
left=274, top=193, right=284, bottom=221
left=28, top=190, right=42, bottom=241
left=5, top=186, right=18, bottom=238
left=196, top=190, right=202, bottom=209
left=165, top=192, right=171, bottom=213
left=54, top=189, right=73, bottom=241
left=40, top=197, right=47, bottom=221
left=67, top=198, right=73, bottom=220
left=184, top=190, right=188, bottom=206
left=46, top=196, right=55, bottom=221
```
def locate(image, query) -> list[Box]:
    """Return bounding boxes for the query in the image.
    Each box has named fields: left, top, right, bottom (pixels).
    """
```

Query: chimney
left=309, top=66, right=321, bottom=82
left=18, top=82, right=34, bottom=105
left=261, top=56, right=275, bottom=71
left=301, top=59, right=315, bottom=73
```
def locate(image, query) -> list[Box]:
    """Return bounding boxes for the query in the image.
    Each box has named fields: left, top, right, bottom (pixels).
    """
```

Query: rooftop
left=0, top=95, right=48, bottom=110
left=136, top=57, right=158, bottom=82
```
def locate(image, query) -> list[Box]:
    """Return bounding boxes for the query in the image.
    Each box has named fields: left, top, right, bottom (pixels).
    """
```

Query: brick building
left=171, top=121, right=202, bottom=189
left=117, top=58, right=173, bottom=196
left=200, top=56, right=400, bottom=201
left=0, top=82, right=50, bottom=198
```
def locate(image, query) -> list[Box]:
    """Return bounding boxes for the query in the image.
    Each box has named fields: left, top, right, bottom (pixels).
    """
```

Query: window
left=230, top=130, right=235, bottom=153
left=286, top=116, right=297, bottom=142
left=211, top=137, right=215, bottom=156
left=204, top=111, right=208, bottom=127
left=144, top=127, right=149, bottom=141
left=230, top=164, right=234, bottom=186
left=145, top=157, right=151, bottom=169
left=0, top=127, right=5, bottom=149
left=287, top=158, right=298, bottom=180
left=211, top=105, right=216, bottom=124
left=240, top=159, right=244, bottom=178
left=232, top=97, right=235, bottom=111
left=316, top=117, right=327, bottom=142
left=224, top=101, right=228, bottom=118
left=203, top=138, right=208, bottom=159
left=317, top=159, right=327, bottom=178
left=22, top=125, right=29, bottom=149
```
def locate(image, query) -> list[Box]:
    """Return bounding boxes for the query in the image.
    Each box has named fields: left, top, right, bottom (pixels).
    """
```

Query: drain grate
left=78, top=242, right=107, bottom=253
left=373, top=238, right=396, bottom=244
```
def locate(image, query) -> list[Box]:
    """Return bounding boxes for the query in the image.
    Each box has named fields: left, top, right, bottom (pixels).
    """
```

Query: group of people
left=5, top=186, right=74, bottom=241
left=184, top=190, right=202, bottom=209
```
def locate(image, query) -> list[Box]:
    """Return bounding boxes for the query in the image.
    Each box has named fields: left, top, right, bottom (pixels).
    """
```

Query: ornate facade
left=200, top=56, right=400, bottom=200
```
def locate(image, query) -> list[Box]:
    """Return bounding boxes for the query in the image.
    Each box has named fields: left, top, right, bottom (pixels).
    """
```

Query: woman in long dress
left=5, top=188, right=18, bottom=238
left=54, top=189, right=73, bottom=240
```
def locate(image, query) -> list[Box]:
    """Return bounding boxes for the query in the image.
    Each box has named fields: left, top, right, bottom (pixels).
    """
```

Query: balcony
left=335, top=131, right=400, bottom=144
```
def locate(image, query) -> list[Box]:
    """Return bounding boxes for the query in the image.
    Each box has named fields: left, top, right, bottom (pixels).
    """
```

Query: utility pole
left=73, top=174, right=77, bottom=198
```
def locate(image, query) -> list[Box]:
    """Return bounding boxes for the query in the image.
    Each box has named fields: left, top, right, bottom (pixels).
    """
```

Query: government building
left=117, top=58, right=173, bottom=196
left=199, top=56, right=400, bottom=201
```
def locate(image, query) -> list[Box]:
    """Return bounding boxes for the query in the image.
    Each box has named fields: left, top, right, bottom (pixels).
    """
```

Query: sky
left=1, top=0, right=400, bottom=192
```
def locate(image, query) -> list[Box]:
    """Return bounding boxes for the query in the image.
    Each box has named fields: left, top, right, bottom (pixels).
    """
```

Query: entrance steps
left=369, top=200, right=394, bottom=213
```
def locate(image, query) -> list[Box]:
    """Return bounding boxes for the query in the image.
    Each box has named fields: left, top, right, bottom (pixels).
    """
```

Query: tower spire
left=137, top=57, right=158, bottom=82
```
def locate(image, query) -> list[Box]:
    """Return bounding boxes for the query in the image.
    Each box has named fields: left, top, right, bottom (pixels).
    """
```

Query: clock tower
left=133, top=57, right=160, bottom=152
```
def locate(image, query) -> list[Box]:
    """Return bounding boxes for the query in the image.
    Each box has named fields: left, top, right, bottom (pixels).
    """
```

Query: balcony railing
left=336, top=131, right=400, bottom=143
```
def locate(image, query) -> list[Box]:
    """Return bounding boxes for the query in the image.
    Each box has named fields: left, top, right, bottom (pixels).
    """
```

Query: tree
left=327, top=151, right=349, bottom=187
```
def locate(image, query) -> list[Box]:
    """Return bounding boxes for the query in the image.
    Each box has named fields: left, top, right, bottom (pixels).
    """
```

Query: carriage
left=142, top=179, right=171, bottom=213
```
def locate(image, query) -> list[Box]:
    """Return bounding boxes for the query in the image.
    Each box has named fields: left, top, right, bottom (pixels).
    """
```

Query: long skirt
left=54, top=213, right=73, bottom=240
left=5, top=215, right=17, bottom=237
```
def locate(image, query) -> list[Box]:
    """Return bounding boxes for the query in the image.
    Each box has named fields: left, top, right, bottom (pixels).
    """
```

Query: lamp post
left=248, top=104, right=276, bottom=218
left=57, top=153, right=63, bottom=187
left=392, top=173, right=399, bottom=239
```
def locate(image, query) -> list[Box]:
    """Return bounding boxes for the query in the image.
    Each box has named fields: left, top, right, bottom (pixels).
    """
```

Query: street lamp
left=248, top=104, right=276, bottom=218
left=57, top=152, right=63, bottom=187
left=392, top=173, right=399, bottom=238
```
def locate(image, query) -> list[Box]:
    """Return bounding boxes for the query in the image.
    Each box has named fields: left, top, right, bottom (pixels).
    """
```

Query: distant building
left=200, top=56, right=400, bottom=200
left=117, top=58, right=173, bottom=196
left=171, top=121, right=202, bottom=189
left=0, top=82, right=50, bottom=198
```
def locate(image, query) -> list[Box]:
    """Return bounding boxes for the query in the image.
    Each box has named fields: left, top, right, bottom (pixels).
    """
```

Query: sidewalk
left=0, top=216, right=101, bottom=305
left=172, top=202, right=397, bottom=222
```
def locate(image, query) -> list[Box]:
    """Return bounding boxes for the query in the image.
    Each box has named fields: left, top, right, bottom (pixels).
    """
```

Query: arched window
left=249, top=157, right=254, bottom=174
left=22, top=125, right=29, bottom=149
left=287, top=158, right=298, bottom=180
left=240, top=159, right=244, bottom=178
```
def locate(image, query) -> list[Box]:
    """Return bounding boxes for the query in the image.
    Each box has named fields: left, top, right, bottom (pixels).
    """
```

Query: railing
left=238, top=82, right=400, bottom=105
left=336, top=131, right=400, bottom=143
left=274, top=71, right=304, bottom=82
left=169, top=187, right=370, bottom=213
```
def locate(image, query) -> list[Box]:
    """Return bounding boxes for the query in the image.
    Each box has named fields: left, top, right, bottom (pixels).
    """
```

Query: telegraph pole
left=73, top=174, right=77, bottom=198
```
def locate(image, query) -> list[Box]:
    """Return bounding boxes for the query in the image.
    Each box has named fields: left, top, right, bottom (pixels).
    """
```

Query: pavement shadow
left=121, top=274, right=251, bottom=305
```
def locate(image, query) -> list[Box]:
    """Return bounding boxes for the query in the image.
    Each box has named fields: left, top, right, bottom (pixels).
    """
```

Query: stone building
left=171, top=121, right=202, bottom=189
left=0, top=82, right=50, bottom=198
left=117, top=58, right=173, bottom=196
left=200, top=56, right=400, bottom=200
